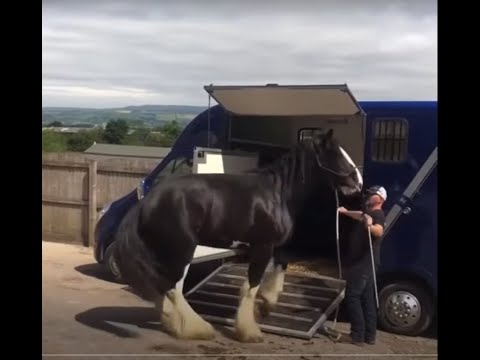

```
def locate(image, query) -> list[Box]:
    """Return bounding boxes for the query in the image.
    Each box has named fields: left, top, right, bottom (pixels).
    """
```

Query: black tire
left=378, top=281, right=434, bottom=336
left=104, top=241, right=125, bottom=284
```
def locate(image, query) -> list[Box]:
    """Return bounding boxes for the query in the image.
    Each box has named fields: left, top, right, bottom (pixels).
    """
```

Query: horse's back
left=145, top=173, right=269, bottom=215
left=141, top=172, right=286, bottom=248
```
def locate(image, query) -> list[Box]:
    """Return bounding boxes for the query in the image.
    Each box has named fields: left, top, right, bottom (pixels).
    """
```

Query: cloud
left=42, top=0, right=437, bottom=107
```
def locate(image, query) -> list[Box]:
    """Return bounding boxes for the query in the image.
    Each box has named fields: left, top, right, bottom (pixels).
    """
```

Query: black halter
left=313, top=150, right=358, bottom=178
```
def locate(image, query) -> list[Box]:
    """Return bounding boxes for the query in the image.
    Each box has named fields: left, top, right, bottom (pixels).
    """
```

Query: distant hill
left=42, top=105, right=208, bottom=128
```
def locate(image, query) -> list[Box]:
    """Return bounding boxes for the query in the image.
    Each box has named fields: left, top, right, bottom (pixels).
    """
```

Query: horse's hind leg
left=155, top=254, right=216, bottom=340
left=235, top=242, right=273, bottom=343
left=258, top=247, right=289, bottom=316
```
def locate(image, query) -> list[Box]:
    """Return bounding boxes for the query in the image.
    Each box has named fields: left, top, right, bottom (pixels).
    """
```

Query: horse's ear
left=319, top=129, right=334, bottom=148
left=325, top=129, right=334, bottom=140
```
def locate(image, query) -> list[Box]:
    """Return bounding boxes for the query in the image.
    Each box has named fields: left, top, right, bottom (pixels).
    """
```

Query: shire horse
left=113, top=129, right=363, bottom=343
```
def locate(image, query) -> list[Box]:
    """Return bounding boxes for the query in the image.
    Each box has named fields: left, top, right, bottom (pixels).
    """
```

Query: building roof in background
left=84, top=143, right=171, bottom=159
left=42, top=127, right=94, bottom=134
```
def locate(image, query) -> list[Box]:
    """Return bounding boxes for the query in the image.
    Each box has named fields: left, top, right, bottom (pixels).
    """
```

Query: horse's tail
left=113, top=201, right=164, bottom=301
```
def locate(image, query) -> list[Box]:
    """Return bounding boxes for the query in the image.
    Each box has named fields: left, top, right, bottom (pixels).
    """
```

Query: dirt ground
left=42, top=241, right=437, bottom=360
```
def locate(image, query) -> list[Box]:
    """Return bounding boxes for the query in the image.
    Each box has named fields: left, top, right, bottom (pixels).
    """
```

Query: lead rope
left=334, top=189, right=342, bottom=280
left=321, top=190, right=343, bottom=341
left=331, top=189, right=342, bottom=334
left=367, top=226, right=380, bottom=308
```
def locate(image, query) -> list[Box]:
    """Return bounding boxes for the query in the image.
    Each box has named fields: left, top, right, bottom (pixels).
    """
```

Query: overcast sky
left=42, top=0, right=437, bottom=108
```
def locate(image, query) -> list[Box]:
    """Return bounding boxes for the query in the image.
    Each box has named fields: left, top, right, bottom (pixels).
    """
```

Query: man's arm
left=364, top=210, right=386, bottom=238
left=369, top=222, right=384, bottom=237
left=339, top=208, right=386, bottom=237
left=338, top=207, right=364, bottom=221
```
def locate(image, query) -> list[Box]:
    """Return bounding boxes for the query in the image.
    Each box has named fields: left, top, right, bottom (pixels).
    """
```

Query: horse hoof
left=256, top=301, right=272, bottom=318
left=162, top=313, right=216, bottom=341
left=236, top=328, right=264, bottom=343
left=181, top=321, right=216, bottom=340
left=258, top=294, right=277, bottom=318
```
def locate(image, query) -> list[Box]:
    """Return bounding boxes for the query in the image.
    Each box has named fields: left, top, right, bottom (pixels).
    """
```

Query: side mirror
left=137, top=179, right=146, bottom=200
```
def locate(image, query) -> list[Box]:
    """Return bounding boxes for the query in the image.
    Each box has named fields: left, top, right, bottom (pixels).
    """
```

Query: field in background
left=42, top=104, right=206, bottom=128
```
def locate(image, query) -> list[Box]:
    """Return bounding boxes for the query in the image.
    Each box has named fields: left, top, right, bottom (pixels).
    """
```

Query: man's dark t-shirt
left=344, top=209, right=386, bottom=270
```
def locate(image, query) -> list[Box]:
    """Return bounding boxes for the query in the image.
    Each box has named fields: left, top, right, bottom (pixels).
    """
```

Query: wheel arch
left=377, top=270, right=436, bottom=304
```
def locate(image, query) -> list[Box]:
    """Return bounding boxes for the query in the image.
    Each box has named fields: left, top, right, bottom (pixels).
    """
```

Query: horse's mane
left=248, top=143, right=308, bottom=202
left=254, top=145, right=300, bottom=172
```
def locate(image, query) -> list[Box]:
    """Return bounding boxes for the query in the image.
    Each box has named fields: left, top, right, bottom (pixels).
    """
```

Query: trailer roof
left=84, top=143, right=171, bottom=159
left=204, top=84, right=364, bottom=117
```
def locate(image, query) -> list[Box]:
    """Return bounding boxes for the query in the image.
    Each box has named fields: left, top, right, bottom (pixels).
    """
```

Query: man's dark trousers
left=345, top=261, right=377, bottom=343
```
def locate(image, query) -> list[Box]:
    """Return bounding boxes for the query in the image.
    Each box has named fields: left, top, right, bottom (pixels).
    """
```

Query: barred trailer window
left=372, top=118, right=408, bottom=162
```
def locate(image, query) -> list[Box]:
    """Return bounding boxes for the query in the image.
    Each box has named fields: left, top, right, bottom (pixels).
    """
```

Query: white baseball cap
left=366, top=185, right=387, bottom=201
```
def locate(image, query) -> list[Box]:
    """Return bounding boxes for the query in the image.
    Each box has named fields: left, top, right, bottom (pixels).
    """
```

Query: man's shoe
left=336, top=334, right=364, bottom=347
left=365, top=339, right=376, bottom=345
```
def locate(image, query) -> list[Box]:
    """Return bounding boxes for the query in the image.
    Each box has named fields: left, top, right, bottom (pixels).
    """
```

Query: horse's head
left=306, top=129, right=363, bottom=197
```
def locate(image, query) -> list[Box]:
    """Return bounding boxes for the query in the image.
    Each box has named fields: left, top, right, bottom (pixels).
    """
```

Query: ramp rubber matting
left=185, top=263, right=346, bottom=339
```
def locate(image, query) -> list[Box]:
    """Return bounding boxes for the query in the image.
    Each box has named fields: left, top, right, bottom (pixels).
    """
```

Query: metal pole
left=207, top=94, right=211, bottom=148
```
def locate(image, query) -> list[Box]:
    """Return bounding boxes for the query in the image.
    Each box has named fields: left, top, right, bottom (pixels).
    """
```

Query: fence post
left=88, top=160, right=98, bottom=247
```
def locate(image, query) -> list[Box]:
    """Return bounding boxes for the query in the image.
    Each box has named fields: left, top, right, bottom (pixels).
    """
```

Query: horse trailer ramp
left=185, top=263, right=346, bottom=340
left=191, top=245, right=243, bottom=264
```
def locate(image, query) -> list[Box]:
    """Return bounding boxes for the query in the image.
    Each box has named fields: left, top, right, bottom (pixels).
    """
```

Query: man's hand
left=363, top=214, right=373, bottom=226
left=338, top=206, right=348, bottom=214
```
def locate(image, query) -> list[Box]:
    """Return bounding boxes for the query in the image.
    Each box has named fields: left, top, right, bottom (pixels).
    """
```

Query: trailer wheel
left=378, top=281, right=434, bottom=336
left=104, top=241, right=124, bottom=284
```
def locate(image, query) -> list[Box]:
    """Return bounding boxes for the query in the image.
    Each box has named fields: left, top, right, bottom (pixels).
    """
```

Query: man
left=337, top=185, right=387, bottom=346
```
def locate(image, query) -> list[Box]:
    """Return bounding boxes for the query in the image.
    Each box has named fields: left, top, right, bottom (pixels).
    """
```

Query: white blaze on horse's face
left=339, top=146, right=363, bottom=192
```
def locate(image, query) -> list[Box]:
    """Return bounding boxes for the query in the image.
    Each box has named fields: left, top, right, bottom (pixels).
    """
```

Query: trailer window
left=371, top=118, right=408, bottom=162
left=298, top=128, right=325, bottom=144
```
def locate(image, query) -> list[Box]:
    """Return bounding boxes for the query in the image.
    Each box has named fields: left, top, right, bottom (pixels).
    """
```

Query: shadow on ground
left=75, top=263, right=119, bottom=283
left=75, top=306, right=161, bottom=338
left=74, top=304, right=435, bottom=344
left=74, top=306, right=239, bottom=341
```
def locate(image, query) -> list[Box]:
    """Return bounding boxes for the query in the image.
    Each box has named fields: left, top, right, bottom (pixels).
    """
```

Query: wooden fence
left=42, top=152, right=162, bottom=246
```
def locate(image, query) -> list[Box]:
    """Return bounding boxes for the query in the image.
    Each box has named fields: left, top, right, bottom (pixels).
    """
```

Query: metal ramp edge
left=191, top=245, right=245, bottom=264
left=185, top=263, right=346, bottom=339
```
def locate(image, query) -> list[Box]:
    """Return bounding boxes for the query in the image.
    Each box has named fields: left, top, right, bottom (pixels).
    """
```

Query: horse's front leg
left=155, top=239, right=216, bottom=341
left=235, top=241, right=273, bottom=343
left=258, top=247, right=288, bottom=317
